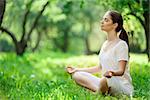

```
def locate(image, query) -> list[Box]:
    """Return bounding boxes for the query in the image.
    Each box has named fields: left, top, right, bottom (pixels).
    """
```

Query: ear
left=113, top=23, right=118, bottom=29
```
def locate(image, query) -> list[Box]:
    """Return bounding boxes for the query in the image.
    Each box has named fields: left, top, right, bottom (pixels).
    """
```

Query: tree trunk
left=143, top=0, right=150, bottom=61
left=143, top=12, right=150, bottom=61
left=16, top=41, right=27, bottom=56
left=85, top=36, right=91, bottom=54
left=0, top=0, right=6, bottom=26
left=62, top=30, right=69, bottom=52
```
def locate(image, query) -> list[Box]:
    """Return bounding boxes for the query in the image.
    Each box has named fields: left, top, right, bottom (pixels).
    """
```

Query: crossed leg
left=72, top=71, right=109, bottom=93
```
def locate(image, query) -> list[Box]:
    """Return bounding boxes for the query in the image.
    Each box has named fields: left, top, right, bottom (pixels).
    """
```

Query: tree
left=127, top=0, right=150, bottom=61
left=52, top=1, right=74, bottom=52
left=78, top=1, right=103, bottom=54
left=0, top=0, right=49, bottom=55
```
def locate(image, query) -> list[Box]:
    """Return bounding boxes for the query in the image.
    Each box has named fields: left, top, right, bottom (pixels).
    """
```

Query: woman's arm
left=76, top=66, right=102, bottom=74
left=66, top=65, right=102, bottom=74
left=104, top=60, right=126, bottom=78
left=112, top=60, right=126, bottom=76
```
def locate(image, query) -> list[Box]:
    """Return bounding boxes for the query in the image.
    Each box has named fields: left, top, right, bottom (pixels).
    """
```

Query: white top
left=99, top=38, right=134, bottom=95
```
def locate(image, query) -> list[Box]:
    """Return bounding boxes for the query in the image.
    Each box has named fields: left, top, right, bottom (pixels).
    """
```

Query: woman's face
left=100, top=12, right=116, bottom=32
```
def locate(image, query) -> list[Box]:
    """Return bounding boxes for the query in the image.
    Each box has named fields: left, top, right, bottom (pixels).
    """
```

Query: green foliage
left=0, top=51, right=149, bottom=99
left=0, top=39, right=14, bottom=52
left=1, top=0, right=147, bottom=55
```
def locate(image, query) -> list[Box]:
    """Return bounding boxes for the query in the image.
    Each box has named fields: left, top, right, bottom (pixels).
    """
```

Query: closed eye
left=104, top=18, right=109, bottom=22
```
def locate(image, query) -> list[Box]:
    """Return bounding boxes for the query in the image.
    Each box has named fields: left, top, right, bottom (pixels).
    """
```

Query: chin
left=101, top=28, right=105, bottom=31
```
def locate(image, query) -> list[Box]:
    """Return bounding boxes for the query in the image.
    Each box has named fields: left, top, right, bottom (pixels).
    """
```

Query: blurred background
left=0, top=0, right=149, bottom=61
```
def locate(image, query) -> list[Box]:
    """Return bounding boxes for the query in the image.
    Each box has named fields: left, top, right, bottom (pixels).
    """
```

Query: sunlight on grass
left=0, top=52, right=149, bottom=99
left=130, top=53, right=148, bottom=64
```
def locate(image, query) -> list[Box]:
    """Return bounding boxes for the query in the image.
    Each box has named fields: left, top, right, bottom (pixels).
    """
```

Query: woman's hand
left=103, top=71, right=114, bottom=78
left=66, top=65, right=77, bottom=74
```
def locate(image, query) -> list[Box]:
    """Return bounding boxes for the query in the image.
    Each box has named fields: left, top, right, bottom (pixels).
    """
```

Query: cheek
left=104, top=22, right=113, bottom=27
left=101, top=23, right=114, bottom=31
left=103, top=24, right=112, bottom=29
left=105, top=22, right=114, bottom=27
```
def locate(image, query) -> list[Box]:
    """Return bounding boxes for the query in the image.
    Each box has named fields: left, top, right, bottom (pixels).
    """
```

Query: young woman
left=66, top=10, right=134, bottom=96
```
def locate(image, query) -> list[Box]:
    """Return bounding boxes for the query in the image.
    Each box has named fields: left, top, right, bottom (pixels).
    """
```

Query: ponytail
left=119, top=28, right=129, bottom=47
left=119, top=28, right=130, bottom=58
left=107, top=10, right=129, bottom=49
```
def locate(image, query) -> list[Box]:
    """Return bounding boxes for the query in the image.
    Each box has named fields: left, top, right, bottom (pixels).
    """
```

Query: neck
left=107, top=30, right=118, bottom=41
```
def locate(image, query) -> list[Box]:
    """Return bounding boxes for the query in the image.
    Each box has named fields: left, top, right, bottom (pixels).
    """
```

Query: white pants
left=73, top=71, right=133, bottom=96
left=73, top=71, right=101, bottom=91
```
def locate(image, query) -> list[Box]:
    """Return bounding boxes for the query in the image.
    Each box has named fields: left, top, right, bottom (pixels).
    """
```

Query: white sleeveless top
left=99, top=38, right=134, bottom=96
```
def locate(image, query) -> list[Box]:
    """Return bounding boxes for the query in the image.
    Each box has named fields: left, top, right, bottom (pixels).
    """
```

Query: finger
left=66, top=68, right=72, bottom=73
left=68, top=68, right=75, bottom=73
left=109, top=72, right=112, bottom=76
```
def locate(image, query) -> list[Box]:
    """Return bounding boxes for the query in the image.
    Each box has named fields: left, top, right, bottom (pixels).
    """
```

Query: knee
left=72, top=71, right=81, bottom=81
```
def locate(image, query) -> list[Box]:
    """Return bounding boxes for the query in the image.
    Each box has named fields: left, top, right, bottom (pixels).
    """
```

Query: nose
left=100, top=19, right=104, bottom=25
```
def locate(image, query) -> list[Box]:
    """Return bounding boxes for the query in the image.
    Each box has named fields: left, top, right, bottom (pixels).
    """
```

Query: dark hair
left=107, top=10, right=129, bottom=47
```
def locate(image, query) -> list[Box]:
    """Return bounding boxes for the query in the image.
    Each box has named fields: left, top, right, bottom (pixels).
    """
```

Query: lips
left=101, top=24, right=104, bottom=27
left=101, top=25, right=104, bottom=27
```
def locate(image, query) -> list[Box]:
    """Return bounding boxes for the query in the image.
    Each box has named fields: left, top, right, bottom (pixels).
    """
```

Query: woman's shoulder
left=116, top=39, right=128, bottom=48
left=101, top=40, right=107, bottom=47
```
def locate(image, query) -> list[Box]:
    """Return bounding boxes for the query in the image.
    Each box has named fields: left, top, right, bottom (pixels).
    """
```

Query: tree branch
left=26, top=1, right=49, bottom=41
left=0, top=26, right=18, bottom=45
left=127, top=2, right=145, bottom=27
left=127, top=12, right=145, bottom=28
left=21, top=0, right=33, bottom=42
left=0, top=0, right=6, bottom=26
left=127, top=2, right=133, bottom=11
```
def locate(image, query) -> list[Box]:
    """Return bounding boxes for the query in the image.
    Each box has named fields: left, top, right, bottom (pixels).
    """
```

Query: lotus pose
left=66, top=10, right=134, bottom=96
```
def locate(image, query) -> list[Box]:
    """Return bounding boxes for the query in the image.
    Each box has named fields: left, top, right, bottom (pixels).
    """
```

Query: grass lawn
left=0, top=51, right=150, bottom=100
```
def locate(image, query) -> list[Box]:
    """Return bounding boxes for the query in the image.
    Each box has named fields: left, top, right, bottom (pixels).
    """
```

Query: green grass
left=0, top=52, right=150, bottom=100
